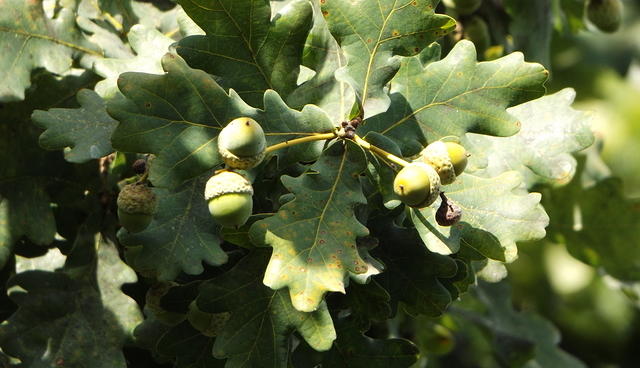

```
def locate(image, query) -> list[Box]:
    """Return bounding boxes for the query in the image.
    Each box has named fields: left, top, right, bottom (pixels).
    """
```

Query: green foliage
left=1, top=0, right=637, bottom=367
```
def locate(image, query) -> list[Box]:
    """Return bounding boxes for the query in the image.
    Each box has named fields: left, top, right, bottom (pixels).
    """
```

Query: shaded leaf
left=504, top=0, right=553, bottom=67
left=544, top=158, right=640, bottom=281
left=453, top=280, right=586, bottom=368
left=410, top=172, right=548, bottom=262
left=362, top=40, right=548, bottom=155
left=0, top=0, right=100, bottom=102
left=0, top=71, right=99, bottom=268
left=0, top=231, right=143, bottom=367
left=286, top=0, right=355, bottom=122
left=294, top=318, right=419, bottom=368
left=197, top=250, right=336, bottom=367
left=250, top=142, right=369, bottom=312
left=118, top=174, right=227, bottom=281
left=176, top=0, right=313, bottom=107
left=321, top=0, right=456, bottom=118
left=370, top=220, right=459, bottom=317
left=32, top=89, right=118, bottom=163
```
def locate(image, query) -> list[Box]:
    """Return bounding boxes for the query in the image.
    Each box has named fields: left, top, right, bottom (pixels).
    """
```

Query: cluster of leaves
left=0, top=0, right=637, bottom=367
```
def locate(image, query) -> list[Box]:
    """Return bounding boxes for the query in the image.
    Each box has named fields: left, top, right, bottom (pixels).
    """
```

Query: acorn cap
left=420, top=141, right=456, bottom=185
left=411, top=163, right=442, bottom=208
left=204, top=170, right=253, bottom=200
left=117, top=183, right=157, bottom=215
left=218, top=147, right=266, bottom=170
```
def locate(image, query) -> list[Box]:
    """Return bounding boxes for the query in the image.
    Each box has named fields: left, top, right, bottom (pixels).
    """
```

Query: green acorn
left=420, top=141, right=468, bottom=185
left=464, top=16, right=490, bottom=56
left=443, top=0, right=482, bottom=15
left=218, top=117, right=267, bottom=169
left=587, top=0, right=622, bottom=33
left=393, top=163, right=441, bottom=208
left=117, top=183, right=157, bottom=233
left=204, top=170, right=254, bottom=228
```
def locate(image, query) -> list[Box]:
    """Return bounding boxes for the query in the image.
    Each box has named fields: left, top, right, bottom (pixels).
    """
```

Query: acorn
left=464, top=16, right=490, bottom=56
left=587, top=0, right=622, bottom=33
left=204, top=170, right=254, bottom=228
left=420, top=141, right=468, bottom=185
left=218, top=117, right=266, bottom=169
left=117, top=183, right=157, bottom=233
left=393, top=163, right=441, bottom=208
left=443, top=0, right=482, bottom=15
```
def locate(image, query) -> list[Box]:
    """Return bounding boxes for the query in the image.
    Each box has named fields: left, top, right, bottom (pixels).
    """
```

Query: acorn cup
left=204, top=170, right=254, bottom=228
left=218, top=117, right=267, bottom=169
left=117, top=183, right=157, bottom=233
left=419, top=141, right=468, bottom=185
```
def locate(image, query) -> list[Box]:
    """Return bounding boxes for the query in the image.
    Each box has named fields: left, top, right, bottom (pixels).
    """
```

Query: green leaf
left=504, top=0, right=553, bottom=67
left=0, top=231, right=143, bottom=367
left=410, top=172, right=549, bottom=262
left=321, top=0, right=455, bottom=119
left=544, top=159, right=640, bottom=281
left=93, top=24, right=175, bottom=99
left=468, top=88, right=594, bottom=188
left=294, top=318, right=419, bottom=367
left=108, top=52, right=334, bottom=189
left=133, top=282, right=226, bottom=367
left=0, top=71, right=99, bottom=268
left=362, top=40, right=548, bottom=155
left=118, top=174, right=227, bottom=281
left=250, top=142, right=370, bottom=312
left=175, top=0, right=313, bottom=107
left=370, top=221, right=459, bottom=317
left=32, top=89, right=118, bottom=163
left=286, top=0, right=355, bottom=122
left=345, top=280, right=392, bottom=328
left=0, top=0, right=100, bottom=102
left=196, top=250, right=336, bottom=367
left=454, top=280, right=586, bottom=368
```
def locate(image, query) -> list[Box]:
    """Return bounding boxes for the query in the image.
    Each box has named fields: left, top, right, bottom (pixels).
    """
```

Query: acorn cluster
left=393, top=141, right=468, bottom=224
left=205, top=117, right=267, bottom=228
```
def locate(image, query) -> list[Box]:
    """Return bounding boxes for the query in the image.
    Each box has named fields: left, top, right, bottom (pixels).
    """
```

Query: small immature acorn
left=204, top=170, right=254, bottom=228
left=464, top=16, right=491, bottom=56
left=393, top=163, right=441, bottom=208
left=443, top=0, right=482, bottom=15
left=420, top=141, right=468, bottom=185
left=587, top=0, right=622, bottom=33
left=218, top=117, right=266, bottom=169
left=117, top=183, right=157, bottom=233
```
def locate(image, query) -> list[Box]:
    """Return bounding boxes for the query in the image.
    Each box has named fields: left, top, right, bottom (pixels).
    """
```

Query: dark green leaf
left=32, top=89, right=118, bottom=163
left=176, top=0, right=313, bottom=107
left=370, top=221, right=458, bottom=317
left=0, top=231, right=143, bottom=367
left=118, top=174, right=227, bottom=280
left=197, top=250, right=336, bottom=367
left=321, top=0, right=456, bottom=118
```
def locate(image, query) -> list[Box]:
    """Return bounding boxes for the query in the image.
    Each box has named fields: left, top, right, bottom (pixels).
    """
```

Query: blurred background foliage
left=422, top=1, right=640, bottom=367
left=502, top=1, right=639, bottom=367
